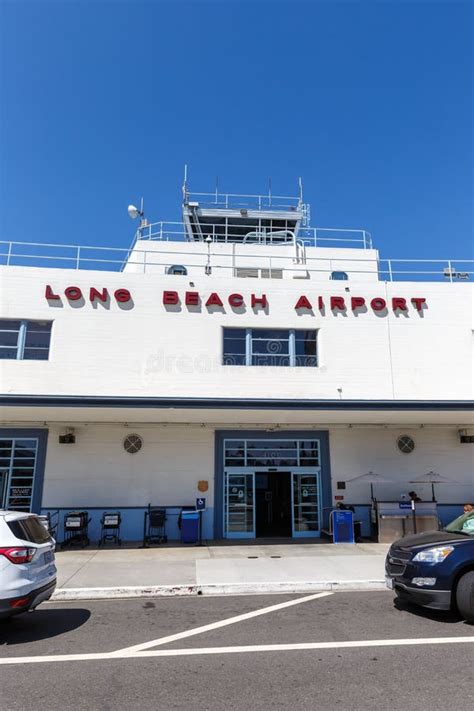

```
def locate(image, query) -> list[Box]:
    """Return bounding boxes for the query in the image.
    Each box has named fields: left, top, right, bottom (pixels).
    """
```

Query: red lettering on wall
left=294, top=295, right=313, bottom=310
left=371, top=297, right=387, bottom=311
left=330, top=296, right=346, bottom=310
left=351, top=296, right=366, bottom=310
left=206, top=292, right=224, bottom=307
left=185, top=291, right=200, bottom=306
left=45, top=285, right=60, bottom=300
left=411, top=297, right=426, bottom=311
left=114, top=289, right=131, bottom=303
left=318, top=296, right=324, bottom=310
left=251, top=294, right=267, bottom=309
left=228, top=293, right=244, bottom=307
left=64, top=286, right=83, bottom=301
left=392, top=297, right=408, bottom=310
left=163, top=290, right=179, bottom=305
left=89, top=287, right=108, bottom=303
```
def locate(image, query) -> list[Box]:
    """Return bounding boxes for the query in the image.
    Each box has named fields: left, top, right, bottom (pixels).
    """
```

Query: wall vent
left=397, top=435, right=415, bottom=453
left=124, top=434, right=143, bottom=454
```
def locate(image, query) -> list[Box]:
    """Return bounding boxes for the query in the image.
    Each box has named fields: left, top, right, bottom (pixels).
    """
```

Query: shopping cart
left=98, top=511, right=122, bottom=546
left=61, top=510, right=91, bottom=548
left=142, top=505, right=167, bottom=547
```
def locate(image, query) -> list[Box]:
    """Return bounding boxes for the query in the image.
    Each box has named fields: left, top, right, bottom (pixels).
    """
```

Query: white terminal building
left=0, top=178, right=473, bottom=541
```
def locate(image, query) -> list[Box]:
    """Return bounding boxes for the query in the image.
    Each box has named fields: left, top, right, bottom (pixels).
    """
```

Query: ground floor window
left=224, top=439, right=320, bottom=467
left=0, top=438, right=39, bottom=512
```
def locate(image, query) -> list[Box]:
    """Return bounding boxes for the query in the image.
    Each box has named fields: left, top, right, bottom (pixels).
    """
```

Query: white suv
left=0, top=510, right=57, bottom=620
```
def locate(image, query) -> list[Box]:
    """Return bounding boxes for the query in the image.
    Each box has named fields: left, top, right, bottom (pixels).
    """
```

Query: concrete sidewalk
left=52, top=541, right=390, bottom=600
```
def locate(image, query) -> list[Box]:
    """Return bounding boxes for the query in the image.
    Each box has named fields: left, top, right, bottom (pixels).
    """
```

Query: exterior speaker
left=59, top=434, right=76, bottom=444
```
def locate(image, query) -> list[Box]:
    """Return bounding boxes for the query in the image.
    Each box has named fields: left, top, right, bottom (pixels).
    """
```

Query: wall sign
left=44, top=285, right=427, bottom=315
left=45, top=285, right=132, bottom=304
left=162, top=290, right=427, bottom=315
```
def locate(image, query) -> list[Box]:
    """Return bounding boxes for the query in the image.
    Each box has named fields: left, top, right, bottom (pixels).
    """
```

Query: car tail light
left=0, top=547, right=36, bottom=564
left=9, top=596, right=30, bottom=608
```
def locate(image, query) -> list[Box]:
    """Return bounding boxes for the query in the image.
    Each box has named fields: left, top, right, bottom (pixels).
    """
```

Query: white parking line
left=1, top=636, right=474, bottom=666
left=114, top=591, right=333, bottom=654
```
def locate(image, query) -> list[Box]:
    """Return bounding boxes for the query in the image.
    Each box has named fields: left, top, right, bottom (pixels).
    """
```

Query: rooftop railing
left=183, top=190, right=304, bottom=212
left=0, top=240, right=472, bottom=283
left=135, top=221, right=373, bottom=249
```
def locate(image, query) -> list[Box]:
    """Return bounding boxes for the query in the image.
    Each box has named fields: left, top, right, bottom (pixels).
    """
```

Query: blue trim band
left=0, top=395, right=472, bottom=411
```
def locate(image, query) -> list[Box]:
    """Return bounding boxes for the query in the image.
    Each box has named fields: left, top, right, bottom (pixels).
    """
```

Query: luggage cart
left=38, top=510, right=59, bottom=540
left=142, top=505, right=167, bottom=547
left=61, top=510, right=90, bottom=548
left=98, top=511, right=122, bottom=546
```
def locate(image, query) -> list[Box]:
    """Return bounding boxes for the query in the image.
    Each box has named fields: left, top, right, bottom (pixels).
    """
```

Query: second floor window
left=0, top=320, right=52, bottom=360
left=223, top=328, right=317, bottom=367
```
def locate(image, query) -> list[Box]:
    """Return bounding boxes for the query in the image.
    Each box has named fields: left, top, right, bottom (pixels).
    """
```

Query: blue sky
left=1, top=0, right=472, bottom=260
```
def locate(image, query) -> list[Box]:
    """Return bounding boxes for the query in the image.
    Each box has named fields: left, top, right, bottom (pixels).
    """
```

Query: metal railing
left=0, top=240, right=472, bottom=283
left=183, top=190, right=304, bottom=212
left=135, top=221, right=373, bottom=249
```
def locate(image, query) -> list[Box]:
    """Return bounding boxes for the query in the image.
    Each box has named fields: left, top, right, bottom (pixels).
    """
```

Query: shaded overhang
left=0, top=395, right=473, bottom=426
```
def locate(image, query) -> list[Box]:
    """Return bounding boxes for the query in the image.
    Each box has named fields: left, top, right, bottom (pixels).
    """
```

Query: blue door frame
left=214, top=429, right=332, bottom=539
left=0, top=428, right=49, bottom=514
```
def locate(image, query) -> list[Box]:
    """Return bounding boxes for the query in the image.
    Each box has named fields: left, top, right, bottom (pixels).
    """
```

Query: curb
left=51, top=580, right=387, bottom=601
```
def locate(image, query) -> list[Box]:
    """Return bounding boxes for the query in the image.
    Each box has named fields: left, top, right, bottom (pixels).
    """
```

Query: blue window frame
left=330, top=271, right=348, bottom=280
left=0, top=320, right=52, bottom=360
left=223, top=328, right=317, bottom=367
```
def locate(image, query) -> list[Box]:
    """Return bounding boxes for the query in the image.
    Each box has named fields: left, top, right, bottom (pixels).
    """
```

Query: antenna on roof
left=298, top=176, right=304, bottom=204
left=268, top=177, right=272, bottom=207
left=182, top=164, right=188, bottom=202
left=215, top=175, right=219, bottom=204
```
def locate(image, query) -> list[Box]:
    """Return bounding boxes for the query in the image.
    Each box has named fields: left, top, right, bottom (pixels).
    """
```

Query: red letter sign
left=206, top=293, right=224, bottom=307
left=392, top=297, right=407, bottom=311
left=65, top=286, right=83, bottom=301
left=351, top=296, right=366, bottom=310
left=330, top=296, right=346, bottom=310
left=185, top=291, right=200, bottom=306
left=251, top=294, right=267, bottom=309
left=90, top=287, right=108, bottom=303
left=163, top=290, right=179, bottom=305
left=114, top=289, right=131, bottom=303
left=295, top=295, right=313, bottom=310
left=371, top=297, right=386, bottom=311
left=228, top=293, right=244, bottom=307
left=411, top=297, right=426, bottom=311
left=45, top=285, right=60, bottom=300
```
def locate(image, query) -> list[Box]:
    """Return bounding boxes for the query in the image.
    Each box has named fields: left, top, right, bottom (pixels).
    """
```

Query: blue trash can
left=181, top=510, right=199, bottom=544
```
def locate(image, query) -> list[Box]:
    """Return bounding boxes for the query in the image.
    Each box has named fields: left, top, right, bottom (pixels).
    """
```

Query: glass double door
left=224, top=469, right=321, bottom=539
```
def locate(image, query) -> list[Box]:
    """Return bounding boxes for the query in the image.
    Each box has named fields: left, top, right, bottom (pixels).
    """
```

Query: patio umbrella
left=347, top=471, right=394, bottom=502
left=409, top=470, right=459, bottom=503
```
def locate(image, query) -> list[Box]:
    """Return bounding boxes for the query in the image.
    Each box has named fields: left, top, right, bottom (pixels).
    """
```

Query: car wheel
left=455, top=571, right=474, bottom=622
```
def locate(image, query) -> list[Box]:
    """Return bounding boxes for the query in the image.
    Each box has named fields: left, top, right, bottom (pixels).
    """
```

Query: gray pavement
left=1, top=592, right=473, bottom=710
left=54, top=542, right=390, bottom=596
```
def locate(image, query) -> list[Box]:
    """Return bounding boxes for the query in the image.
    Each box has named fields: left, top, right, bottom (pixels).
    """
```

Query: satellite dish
left=128, top=204, right=140, bottom=220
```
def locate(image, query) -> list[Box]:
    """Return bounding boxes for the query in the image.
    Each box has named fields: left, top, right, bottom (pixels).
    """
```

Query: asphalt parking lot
left=1, top=591, right=473, bottom=710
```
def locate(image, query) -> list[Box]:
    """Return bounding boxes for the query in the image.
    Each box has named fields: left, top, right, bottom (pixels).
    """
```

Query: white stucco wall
left=39, top=424, right=473, bottom=508
left=0, top=265, right=472, bottom=401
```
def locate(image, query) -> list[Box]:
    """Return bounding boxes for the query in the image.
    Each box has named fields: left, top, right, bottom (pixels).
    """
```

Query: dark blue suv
left=385, top=510, right=474, bottom=621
